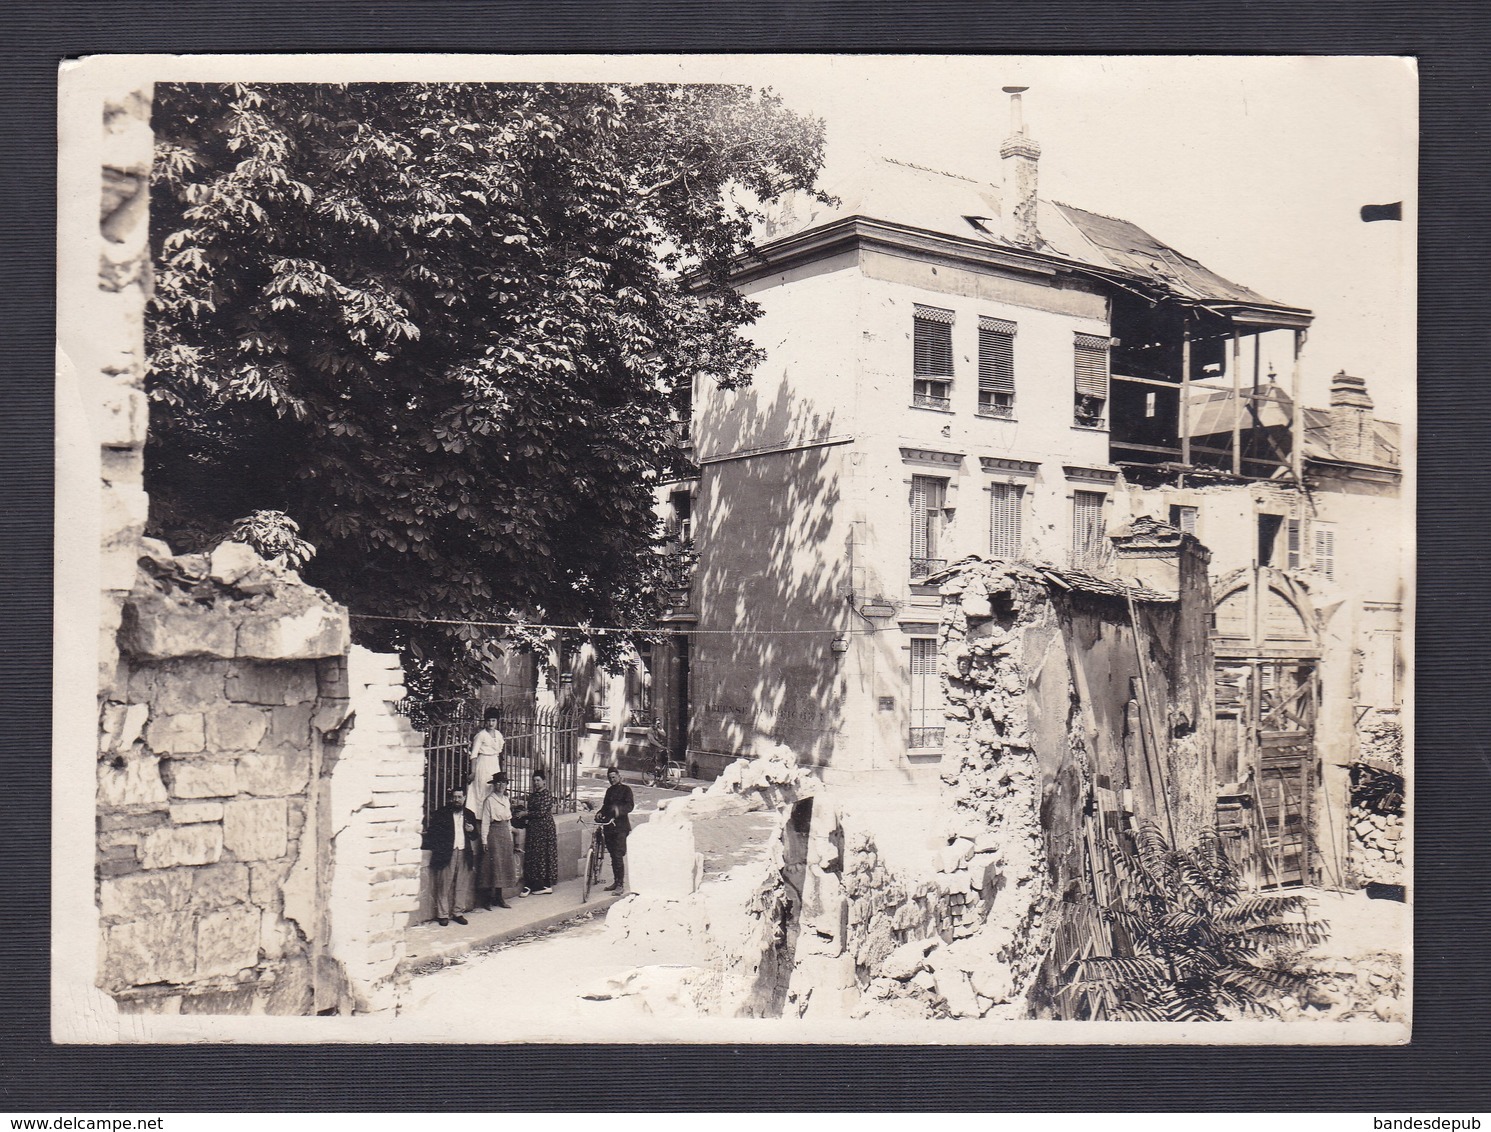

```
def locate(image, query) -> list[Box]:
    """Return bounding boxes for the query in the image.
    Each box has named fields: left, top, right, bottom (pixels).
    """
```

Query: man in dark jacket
left=422, top=787, right=478, bottom=925
left=599, top=766, right=635, bottom=892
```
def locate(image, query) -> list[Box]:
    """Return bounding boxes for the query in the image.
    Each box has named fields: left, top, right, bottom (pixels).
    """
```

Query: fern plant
left=1067, top=825, right=1329, bottom=1021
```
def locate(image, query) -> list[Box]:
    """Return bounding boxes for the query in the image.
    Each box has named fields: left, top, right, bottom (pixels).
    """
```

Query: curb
left=398, top=890, right=625, bottom=974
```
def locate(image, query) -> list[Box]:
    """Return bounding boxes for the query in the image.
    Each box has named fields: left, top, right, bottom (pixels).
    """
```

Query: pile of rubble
left=1288, top=951, right=1406, bottom=1024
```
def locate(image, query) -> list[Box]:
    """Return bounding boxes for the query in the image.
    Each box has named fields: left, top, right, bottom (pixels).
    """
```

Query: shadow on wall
left=690, top=377, right=847, bottom=772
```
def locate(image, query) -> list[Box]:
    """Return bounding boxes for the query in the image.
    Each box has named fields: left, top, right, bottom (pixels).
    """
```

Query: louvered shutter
left=990, top=482, right=1022, bottom=557
left=1314, top=526, right=1335, bottom=578
left=1286, top=519, right=1302, bottom=569
left=978, top=317, right=1016, bottom=393
left=914, top=305, right=955, bottom=377
left=1074, top=333, right=1111, bottom=398
left=1073, top=490, right=1105, bottom=566
left=910, top=477, right=929, bottom=559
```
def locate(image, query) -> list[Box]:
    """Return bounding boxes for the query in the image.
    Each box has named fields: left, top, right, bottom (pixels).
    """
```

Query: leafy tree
left=1066, top=825, right=1329, bottom=1021
left=146, top=81, right=828, bottom=688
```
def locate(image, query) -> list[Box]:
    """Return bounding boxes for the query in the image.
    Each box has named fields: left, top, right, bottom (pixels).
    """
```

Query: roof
left=753, top=157, right=1308, bottom=318
left=1187, top=386, right=1402, bottom=468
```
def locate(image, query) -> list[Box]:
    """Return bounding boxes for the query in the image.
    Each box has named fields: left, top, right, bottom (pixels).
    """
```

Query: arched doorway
left=1211, top=567, right=1319, bottom=887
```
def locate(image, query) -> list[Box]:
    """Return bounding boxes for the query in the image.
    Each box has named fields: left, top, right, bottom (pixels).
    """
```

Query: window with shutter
left=910, top=475, right=947, bottom=579
left=913, top=305, right=955, bottom=409
left=1072, top=490, right=1107, bottom=568
left=978, top=316, right=1016, bottom=417
left=1286, top=518, right=1302, bottom=570
left=1169, top=504, right=1198, bottom=535
left=989, top=482, right=1023, bottom=557
left=1313, top=524, right=1335, bottom=578
left=1074, top=332, right=1111, bottom=426
left=908, top=638, right=944, bottom=748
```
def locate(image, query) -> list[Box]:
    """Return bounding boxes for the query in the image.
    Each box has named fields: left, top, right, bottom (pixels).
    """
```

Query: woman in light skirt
left=477, top=771, right=517, bottom=909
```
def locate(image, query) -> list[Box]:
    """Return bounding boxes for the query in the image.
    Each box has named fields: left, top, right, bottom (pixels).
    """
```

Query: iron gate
left=397, top=697, right=579, bottom=823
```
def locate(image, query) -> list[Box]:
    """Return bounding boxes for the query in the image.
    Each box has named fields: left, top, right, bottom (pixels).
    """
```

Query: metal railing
left=908, top=726, right=946, bottom=749
left=396, top=695, right=579, bottom=824
left=913, top=392, right=952, bottom=411
left=909, top=557, right=947, bottom=581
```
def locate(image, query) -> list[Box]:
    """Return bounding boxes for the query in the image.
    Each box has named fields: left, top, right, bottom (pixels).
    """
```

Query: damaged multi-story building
left=623, top=88, right=1406, bottom=896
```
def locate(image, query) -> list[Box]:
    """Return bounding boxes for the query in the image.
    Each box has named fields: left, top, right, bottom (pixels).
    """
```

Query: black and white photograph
left=55, top=53, right=1414, bottom=1044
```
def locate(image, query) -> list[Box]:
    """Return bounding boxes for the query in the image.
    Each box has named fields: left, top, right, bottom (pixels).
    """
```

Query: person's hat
left=490, top=771, right=509, bottom=783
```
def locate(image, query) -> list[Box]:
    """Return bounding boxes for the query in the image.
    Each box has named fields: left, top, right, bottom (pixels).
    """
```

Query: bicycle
left=580, top=802, right=615, bottom=904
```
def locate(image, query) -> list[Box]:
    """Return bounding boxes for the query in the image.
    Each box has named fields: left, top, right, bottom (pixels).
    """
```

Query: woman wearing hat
left=476, top=770, right=517, bottom=909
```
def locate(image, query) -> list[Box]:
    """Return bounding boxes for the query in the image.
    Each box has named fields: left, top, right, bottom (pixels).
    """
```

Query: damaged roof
left=753, top=157, right=1309, bottom=321
left=923, top=555, right=1174, bottom=604
left=1187, top=386, right=1402, bottom=468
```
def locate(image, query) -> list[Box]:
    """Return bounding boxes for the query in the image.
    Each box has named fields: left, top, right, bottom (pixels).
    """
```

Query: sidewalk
left=399, top=876, right=625, bottom=973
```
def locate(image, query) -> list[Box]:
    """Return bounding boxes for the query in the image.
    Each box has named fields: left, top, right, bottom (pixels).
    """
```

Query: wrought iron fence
left=395, top=695, right=579, bottom=824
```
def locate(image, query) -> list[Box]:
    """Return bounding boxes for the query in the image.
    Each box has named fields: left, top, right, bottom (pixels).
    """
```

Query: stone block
left=250, top=858, right=295, bottom=905
left=169, top=801, right=224, bottom=824
left=98, top=751, right=170, bottom=809
left=268, top=702, right=316, bottom=746
left=236, top=603, right=349, bottom=661
left=161, top=758, right=238, bottom=799
left=195, top=906, right=262, bottom=978
left=259, top=909, right=286, bottom=959
left=157, top=663, right=234, bottom=714
left=226, top=661, right=318, bottom=706
left=100, top=701, right=150, bottom=753
left=99, top=868, right=194, bottom=920
left=97, top=383, right=149, bottom=449
left=121, top=595, right=238, bottom=660
left=103, top=911, right=197, bottom=988
left=934, top=967, right=983, bottom=1018
left=192, top=861, right=251, bottom=908
left=139, top=823, right=223, bottom=869
left=144, top=712, right=205, bottom=755
left=101, top=483, right=149, bottom=547
left=205, top=705, right=270, bottom=752
left=98, top=809, right=168, bottom=834
left=236, top=748, right=311, bottom=797
left=224, top=798, right=288, bottom=861
left=208, top=541, right=263, bottom=586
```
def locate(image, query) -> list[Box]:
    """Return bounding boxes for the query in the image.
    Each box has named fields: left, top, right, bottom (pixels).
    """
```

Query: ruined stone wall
left=324, top=648, right=426, bottom=1011
left=98, top=543, right=352, bottom=1014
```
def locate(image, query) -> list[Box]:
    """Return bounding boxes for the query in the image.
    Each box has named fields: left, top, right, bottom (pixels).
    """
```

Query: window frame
left=989, top=480, right=1024, bottom=558
left=1072, top=489, right=1108, bottom=568
left=913, top=305, right=956, bottom=411
left=909, top=474, right=949, bottom=580
left=1074, top=332, right=1112, bottom=428
left=977, top=316, right=1017, bottom=419
left=907, top=636, right=945, bottom=750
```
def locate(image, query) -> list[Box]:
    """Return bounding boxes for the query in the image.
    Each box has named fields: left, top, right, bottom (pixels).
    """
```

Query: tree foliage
left=146, top=81, right=828, bottom=687
left=1066, top=825, right=1329, bottom=1021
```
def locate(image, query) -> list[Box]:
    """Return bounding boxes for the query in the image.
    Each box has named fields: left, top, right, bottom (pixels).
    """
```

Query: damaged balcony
left=1105, top=291, right=1313, bottom=483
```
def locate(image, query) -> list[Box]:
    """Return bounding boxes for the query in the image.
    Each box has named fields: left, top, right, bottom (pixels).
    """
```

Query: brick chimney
left=1000, top=86, right=1041, bottom=248
left=1328, top=370, right=1376, bottom=462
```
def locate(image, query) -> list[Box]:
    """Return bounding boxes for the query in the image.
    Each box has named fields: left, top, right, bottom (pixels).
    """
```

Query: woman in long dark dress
left=519, top=768, right=558, bottom=895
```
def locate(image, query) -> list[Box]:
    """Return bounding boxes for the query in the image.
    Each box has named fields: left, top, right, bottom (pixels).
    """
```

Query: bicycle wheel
left=584, top=840, right=600, bottom=903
